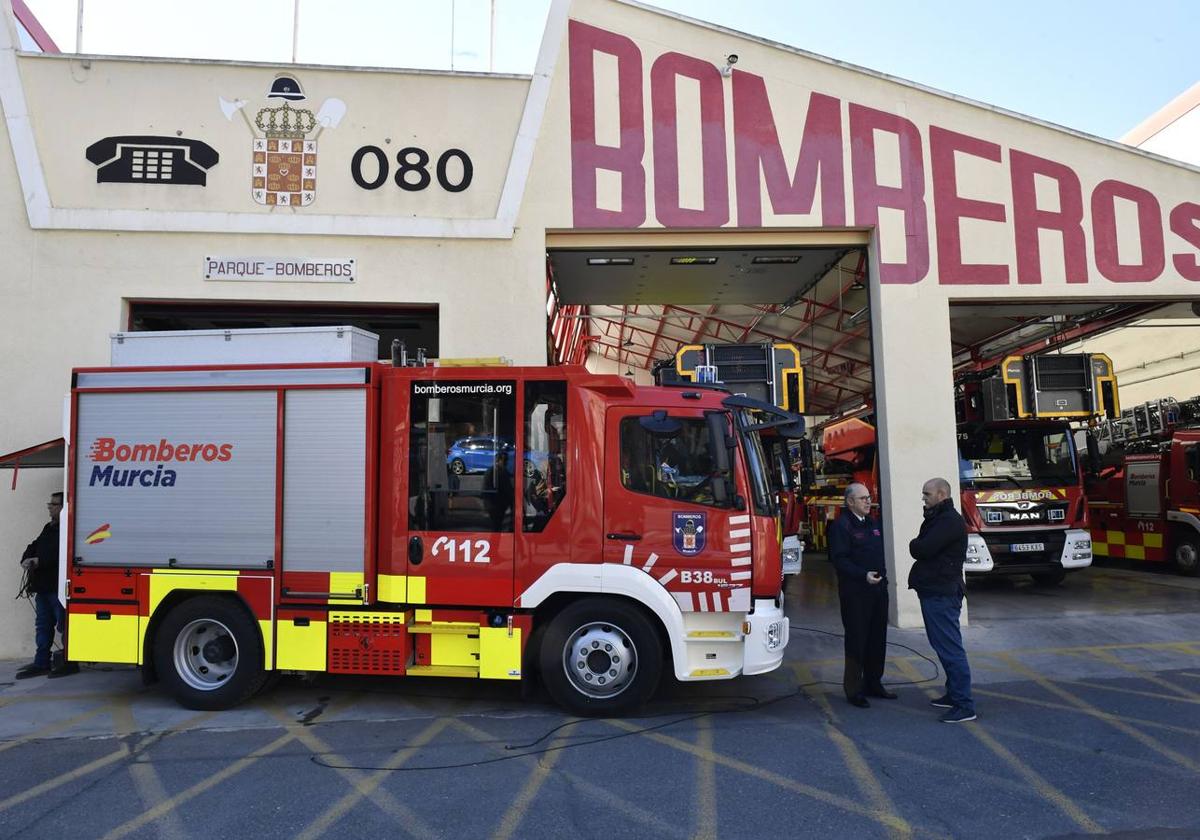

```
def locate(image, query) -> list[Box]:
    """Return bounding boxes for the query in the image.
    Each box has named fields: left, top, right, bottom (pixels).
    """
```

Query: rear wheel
left=450, top=458, right=466, bottom=475
left=1174, top=534, right=1200, bottom=577
left=539, top=598, right=662, bottom=717
left=1031, top=568, right=1066, bottom=586
left=153, top=596, right=266, bottom=710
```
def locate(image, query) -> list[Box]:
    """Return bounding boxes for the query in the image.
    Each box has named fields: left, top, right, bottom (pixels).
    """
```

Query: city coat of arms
left=219, top=74, right=346, bottom=208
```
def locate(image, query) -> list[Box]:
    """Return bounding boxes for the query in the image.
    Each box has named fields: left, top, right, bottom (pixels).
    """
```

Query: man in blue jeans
left=16, top=491, right=77, bottom=680
left=908, top=477, right=975, bottom=723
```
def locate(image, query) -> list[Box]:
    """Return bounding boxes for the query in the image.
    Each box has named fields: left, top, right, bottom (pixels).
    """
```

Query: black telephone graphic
left=85, top=136, right=219, bottom=186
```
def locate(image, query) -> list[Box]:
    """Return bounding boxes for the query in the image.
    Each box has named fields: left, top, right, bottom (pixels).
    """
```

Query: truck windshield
left=737, top=411, right=777, bottom=517
left=957, top=426, right=1078, bottom=489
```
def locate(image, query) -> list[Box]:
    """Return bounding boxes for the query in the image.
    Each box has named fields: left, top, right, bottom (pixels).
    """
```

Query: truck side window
left=1187, top=444, right=1200, bottom=481
left=408, top=381, right=517, bottom=533
left=620, top=417, right=727, bottom=508
left=523, top=381, right=567, bottom=533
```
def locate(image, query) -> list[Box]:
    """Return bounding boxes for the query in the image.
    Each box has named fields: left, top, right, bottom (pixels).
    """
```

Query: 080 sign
left=351, top=145, right=473, bottom=192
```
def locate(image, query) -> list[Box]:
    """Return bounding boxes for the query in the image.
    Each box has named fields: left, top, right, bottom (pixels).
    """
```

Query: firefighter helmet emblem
left=217, top=74, right=347, bottom=209
left=673, top=512, right=706, bottom=557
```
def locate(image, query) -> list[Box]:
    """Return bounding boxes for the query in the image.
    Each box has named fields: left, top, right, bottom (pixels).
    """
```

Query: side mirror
left=706, top=411, right=734, bottom=505
left=1085, top=431, right=1101, bottom=476
left=799, top=439, right=816, bottom=489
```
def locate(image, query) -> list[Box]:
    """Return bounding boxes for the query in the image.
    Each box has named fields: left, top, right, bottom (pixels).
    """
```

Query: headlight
left=782, top=547, right=800, bottom=563
left=1076, top=539, right=1091, bottom=550
left=966, top=544, right=979, bottom=555
left=766, top=620, right=784, bottom=650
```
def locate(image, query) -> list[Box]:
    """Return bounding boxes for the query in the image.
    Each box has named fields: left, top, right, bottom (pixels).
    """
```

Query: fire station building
left=2, top=0, right=1198, bottom=657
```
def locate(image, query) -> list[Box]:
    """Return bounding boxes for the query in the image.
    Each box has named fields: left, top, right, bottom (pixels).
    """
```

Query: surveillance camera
left=726, top=54, right=738, bottom=65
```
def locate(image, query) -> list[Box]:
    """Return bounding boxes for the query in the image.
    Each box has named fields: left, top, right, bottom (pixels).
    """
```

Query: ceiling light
left=849, top=278, right=866, bottom=290
left=587, top=257, right=634, bottom=266
left=752, top=255, right=801, bottom=265
left=670, top=256, right=718, bottom=266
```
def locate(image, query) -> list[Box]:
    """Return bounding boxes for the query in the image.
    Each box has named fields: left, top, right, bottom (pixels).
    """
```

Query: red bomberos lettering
left=89, top=437, right=234, bottom=463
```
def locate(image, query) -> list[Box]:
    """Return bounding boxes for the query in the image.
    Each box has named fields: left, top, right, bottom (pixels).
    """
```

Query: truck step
left=686, top=630, right=742, bottom=642
left=407, top=622, right=479, bottom=635
left=687, top=667, right=733, bottom=678
left=407, top=665, right=479, bottom=678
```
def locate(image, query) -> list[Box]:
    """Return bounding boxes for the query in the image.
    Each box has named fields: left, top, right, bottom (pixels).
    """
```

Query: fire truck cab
left=62, top=329, right=793, bottom=715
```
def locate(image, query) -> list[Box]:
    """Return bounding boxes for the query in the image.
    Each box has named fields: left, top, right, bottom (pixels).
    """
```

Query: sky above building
left=20, top=0, right=1200, bottom=141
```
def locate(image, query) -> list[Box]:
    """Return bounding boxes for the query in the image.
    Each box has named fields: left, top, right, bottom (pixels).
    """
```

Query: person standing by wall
left=16, top=491, right=77, bottom=679
left=827, top=482, right=895, bottom=708
left=908, top=477, right=975, bottom=723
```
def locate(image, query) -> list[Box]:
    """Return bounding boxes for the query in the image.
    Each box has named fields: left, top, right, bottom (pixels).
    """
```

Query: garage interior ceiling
left=548, top=246, right=1183, bottom=417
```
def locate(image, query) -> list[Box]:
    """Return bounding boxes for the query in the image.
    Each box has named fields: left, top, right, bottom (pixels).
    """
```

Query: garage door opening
left=127, top=300, right=439, bottom=360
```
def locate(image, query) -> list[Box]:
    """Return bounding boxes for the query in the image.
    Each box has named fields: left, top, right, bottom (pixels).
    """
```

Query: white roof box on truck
left=109, top=326, right=379, bottom=366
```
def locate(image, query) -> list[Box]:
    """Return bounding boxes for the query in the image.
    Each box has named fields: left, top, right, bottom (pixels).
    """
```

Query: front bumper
left=964, top=529, right=1093, bottom=575
left=743, top=598, right=789, bottom=675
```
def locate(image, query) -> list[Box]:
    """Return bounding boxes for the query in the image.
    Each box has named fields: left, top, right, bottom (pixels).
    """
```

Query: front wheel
left=1175, top=534, right=1200, bottom=577
left=539, top=598, right=662, bottom=717
left=449, top=458, right=466, bottom=476
left=153, top=596, right=266, bottom=710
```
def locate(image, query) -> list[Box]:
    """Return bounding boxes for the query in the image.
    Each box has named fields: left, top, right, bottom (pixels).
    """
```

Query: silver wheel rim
left=562, top=620, right=637, bottom=700
left=1178, top=543, right=1199, bottom=570
left=451, top=459, right=465, bottom=475
left=173, top=618, right=239, bottom=692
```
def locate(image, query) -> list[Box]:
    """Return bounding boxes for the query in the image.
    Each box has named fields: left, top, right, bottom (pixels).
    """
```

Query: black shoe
left=930, top=694, right=953, bottom=709
left=48, top=662, right=80, bottom=679
left=866, top=687, right=898, bottom=700
left=847, top=695, right=870, bottom=708
left=15, top=663, right=50, bottom=680
left=940, top=707, right=977, bottom=724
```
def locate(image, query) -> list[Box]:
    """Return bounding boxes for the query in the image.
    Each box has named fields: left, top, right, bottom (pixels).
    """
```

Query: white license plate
left=1010, top=542, right=1045, bottom=553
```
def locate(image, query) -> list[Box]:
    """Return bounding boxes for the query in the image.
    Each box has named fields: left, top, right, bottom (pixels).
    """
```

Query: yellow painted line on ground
left=99, top=729, right=298, bottom=840
left=112, top=700, right=191, bottom=840
left=0, top=702, right=116, bottom=755
left=992, top=652, right=1200, bottom=774
left=974, top=687, right=1200, bottom=738
left=691, top=715, right=718, bottom=840
left=604, top=719, right=947, bottom=839
left=450, top=719, right=691, bottom=840
left=490, top=734, right=570, bottom=840
left=293, top=716, right=450, bottom=840
left=795, top=663, right=913, bottom=840
left=893, top=659, right=1104, bottom=834
left=0, top=707, right=214, bottom=815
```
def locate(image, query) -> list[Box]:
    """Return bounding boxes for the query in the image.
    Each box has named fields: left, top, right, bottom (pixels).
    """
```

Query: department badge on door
left=218, top=73, right=346, bottom=209
left=673, top=512, right=706, bottom=557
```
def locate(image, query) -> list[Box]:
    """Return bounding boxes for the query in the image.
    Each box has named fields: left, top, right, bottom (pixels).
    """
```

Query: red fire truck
left=807, top=354, right=1118, bottom=584
left=59, top=329, right=794, bottom=715
left=1086, top=396, right=1200, bottom=575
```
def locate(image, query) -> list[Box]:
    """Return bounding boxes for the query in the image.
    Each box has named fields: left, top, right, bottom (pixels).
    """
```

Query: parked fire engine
left=654, top=342, right=809, bottom=575
left=807, top=354, right=1118, bottom=584
left=1085, top=396, right=1200, bottom=575
left=59, top=328, right=795, bottom=715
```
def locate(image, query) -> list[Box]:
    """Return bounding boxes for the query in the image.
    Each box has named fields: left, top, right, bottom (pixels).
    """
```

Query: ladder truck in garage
left=653, top=341, right=810, bottom=576
left=1085, top=395, right=1200, bottom=575
left=58, top=328, right=799, bottom=715
left=807, top=353, right=1119, bottom=584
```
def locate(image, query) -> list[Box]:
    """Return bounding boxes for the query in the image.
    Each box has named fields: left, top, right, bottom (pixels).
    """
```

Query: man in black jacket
left=828, top=482, right=896, bottom=708
left=908, top=477, right=975, bottom=723
left=16, top=492, right=71, bottom=679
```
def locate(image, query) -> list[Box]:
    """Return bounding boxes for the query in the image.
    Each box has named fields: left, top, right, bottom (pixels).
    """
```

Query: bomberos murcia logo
left=87, top=437, right=234, bottom=487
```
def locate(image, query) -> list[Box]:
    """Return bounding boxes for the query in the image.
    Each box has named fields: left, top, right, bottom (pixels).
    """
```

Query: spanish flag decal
left=85, top=523, right=112, bottom=545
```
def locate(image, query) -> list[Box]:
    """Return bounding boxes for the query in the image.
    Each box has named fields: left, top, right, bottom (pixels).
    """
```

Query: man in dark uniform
left=827, top=482, right=895, bottom=708
left=16, top=491, right=77, bottom=679
left=909, top=477, right=975, bottom=723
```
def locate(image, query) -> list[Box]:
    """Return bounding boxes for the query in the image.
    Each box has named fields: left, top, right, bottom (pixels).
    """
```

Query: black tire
left=450, top=458, right=466, bottom=476
left=153, top=596, right=266, bottom=711
left=1031, top=568, right=1067, bottom=586
left=539, top=597, right=662, bottom=717
left=1174, top=533, right=1200, bottom=577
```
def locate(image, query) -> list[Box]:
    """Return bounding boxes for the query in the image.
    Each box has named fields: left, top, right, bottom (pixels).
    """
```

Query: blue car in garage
left=447, top=435, right=546, bottom=477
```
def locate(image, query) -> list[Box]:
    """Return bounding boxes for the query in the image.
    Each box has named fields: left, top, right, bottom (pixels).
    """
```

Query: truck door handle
left=409, top=536, right=424, bottom=565
left=606, top=532, right=642, bottom=542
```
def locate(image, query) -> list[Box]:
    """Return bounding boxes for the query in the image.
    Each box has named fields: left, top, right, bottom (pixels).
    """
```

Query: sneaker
left=15, top=663, right=50, bottom=680
left=929, top=694, right=953, bottom=709
left=940, top=707, right=977, bottom=724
